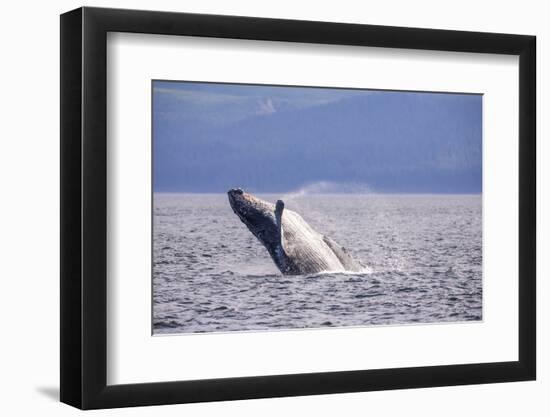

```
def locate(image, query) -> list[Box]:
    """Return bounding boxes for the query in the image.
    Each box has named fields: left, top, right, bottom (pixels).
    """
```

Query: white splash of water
left=308, top=266, right=374, bottom=277
left=281, top=181, right=374, bottom=201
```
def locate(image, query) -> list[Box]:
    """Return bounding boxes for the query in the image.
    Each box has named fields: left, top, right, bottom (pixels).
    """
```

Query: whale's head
left=227, top=188, right=287, bottom=264
left=228, top=188, right=279, bottom=243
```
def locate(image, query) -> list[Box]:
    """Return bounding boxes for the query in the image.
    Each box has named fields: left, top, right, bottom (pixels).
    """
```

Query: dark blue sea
left=153, top=194, right=482, bottom=334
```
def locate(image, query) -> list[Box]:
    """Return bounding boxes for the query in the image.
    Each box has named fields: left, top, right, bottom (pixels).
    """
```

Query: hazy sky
left=153, top=81, right=482, bottom=194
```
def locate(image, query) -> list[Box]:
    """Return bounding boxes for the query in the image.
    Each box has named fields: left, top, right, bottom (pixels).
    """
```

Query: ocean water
left=153, top=193, right=482, bottom=334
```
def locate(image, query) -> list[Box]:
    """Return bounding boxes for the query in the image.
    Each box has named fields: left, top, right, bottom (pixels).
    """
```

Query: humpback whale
left=228, top=188, right=364, bottom=275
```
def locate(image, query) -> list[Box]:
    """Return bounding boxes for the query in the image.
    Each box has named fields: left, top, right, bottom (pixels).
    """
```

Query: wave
left=304, top=266, right=374, bottom=278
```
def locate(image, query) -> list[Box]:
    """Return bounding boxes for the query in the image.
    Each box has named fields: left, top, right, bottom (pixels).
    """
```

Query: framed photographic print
left=60, top=6, right=536, bottom=409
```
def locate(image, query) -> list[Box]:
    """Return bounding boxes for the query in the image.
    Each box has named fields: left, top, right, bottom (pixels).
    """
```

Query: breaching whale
left=227, top=188, right=364, bottom=275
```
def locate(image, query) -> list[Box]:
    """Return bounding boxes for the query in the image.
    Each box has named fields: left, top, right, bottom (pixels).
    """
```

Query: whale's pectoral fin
left=273, top=199, right=289, bottom=269
left=275, top=199, right=285, bottom=241
left=275, top=199, right=284, bottom=218
left=322, top=235, right=363, bottom=272
left=275, top=200, right=285, bottom=248
left=275, top=200, right=284, bottom=229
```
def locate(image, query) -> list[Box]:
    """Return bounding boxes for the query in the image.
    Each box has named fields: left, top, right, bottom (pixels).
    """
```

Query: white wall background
left=0, top=0, right=545, bottom=415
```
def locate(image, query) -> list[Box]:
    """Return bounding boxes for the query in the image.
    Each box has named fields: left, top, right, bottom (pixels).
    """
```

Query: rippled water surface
left=153, top=194, right=482, bottom=334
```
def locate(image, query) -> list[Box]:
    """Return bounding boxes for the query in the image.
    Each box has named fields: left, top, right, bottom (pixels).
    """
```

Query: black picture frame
left=60, top=6, right=536, bottom=410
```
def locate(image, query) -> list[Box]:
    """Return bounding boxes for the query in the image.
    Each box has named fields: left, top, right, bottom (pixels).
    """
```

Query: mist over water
left=281, top=181, right=375, bottom=199
left=153, top=193, right=482, bottom=334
